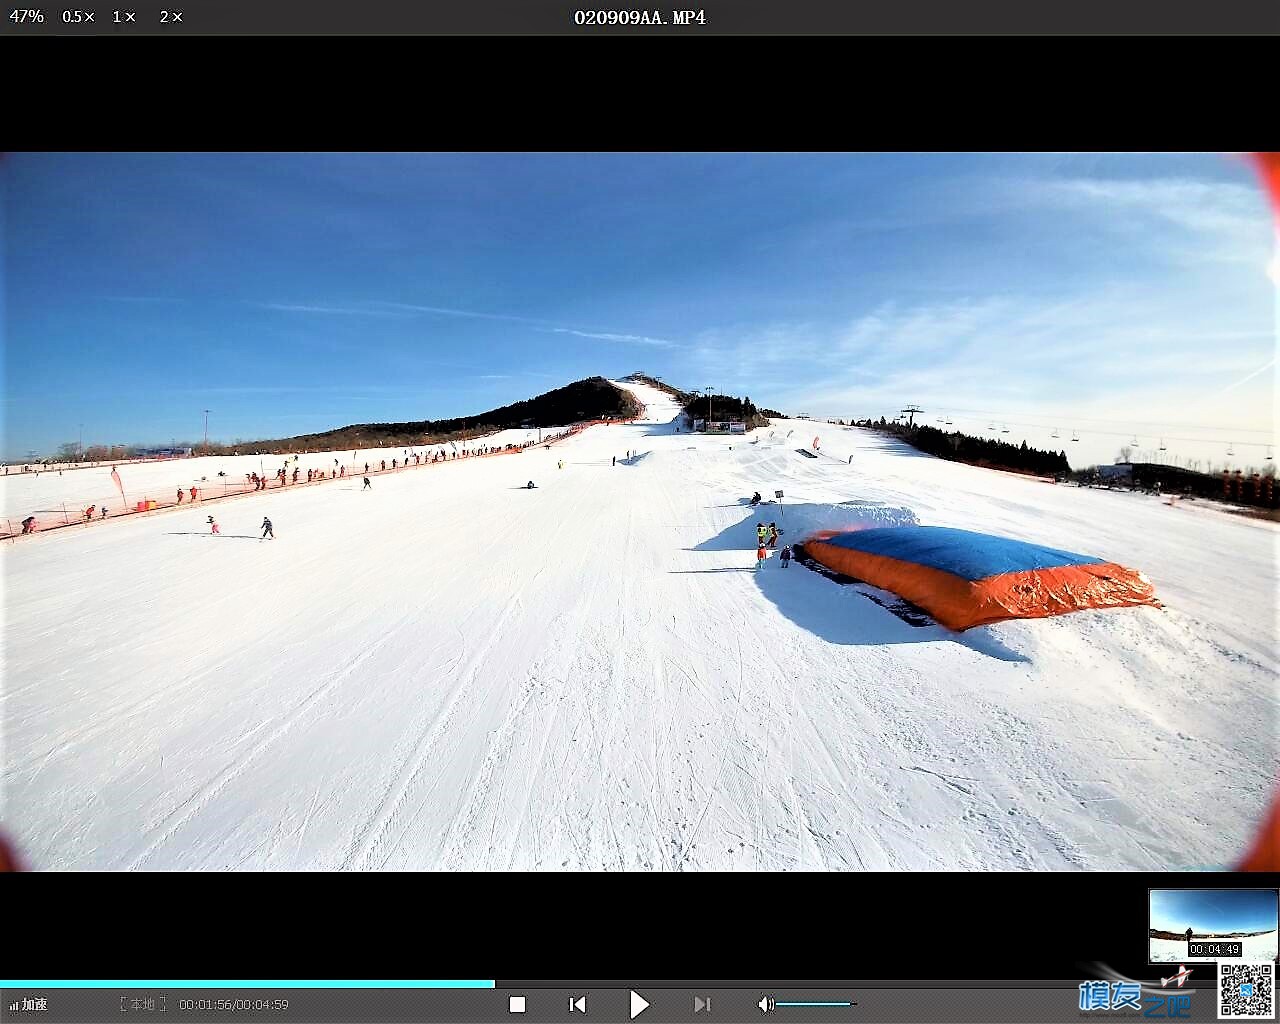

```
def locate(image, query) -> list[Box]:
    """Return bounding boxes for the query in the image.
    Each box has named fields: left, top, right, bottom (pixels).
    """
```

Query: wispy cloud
left=258, top=303, right=409, bottom=317
left=105, top=296, right=183, bottom=303
left=371, top=301, right=552, bottom=325
left=551, top=328, right=675, bottom=348
left=1002, top=174, right=1272, bottom=267
left=262, top=299, right=680, bottom=349
left=698, top=283, right=1273, bottom=442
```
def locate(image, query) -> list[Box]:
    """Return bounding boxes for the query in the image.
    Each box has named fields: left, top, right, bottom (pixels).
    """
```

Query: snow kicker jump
left=802, top=526, right=1161, bottom=631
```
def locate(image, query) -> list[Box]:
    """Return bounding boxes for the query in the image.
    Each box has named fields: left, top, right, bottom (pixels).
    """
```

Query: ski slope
left=2, top=381, right=1276, bottom=870
left=0, top=427, right=572, bottom=527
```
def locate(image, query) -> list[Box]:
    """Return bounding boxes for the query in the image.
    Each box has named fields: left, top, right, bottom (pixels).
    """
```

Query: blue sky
left=3, top=152, right=1275, bottom=467
left=1150, top=888, right=1278, bottom=933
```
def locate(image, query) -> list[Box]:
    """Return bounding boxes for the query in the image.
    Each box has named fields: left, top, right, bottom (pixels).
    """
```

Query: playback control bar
left=3, top=0, right=1278, bottom=34
left=0, top=983, right=1225, bottom=1024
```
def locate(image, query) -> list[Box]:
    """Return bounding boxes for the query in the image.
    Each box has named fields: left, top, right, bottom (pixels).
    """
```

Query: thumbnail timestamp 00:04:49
left=571, top=8, right=706, bottom=23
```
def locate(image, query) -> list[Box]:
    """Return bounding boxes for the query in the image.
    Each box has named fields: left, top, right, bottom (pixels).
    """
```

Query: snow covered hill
left=2, top=380, right=1275, bottom=870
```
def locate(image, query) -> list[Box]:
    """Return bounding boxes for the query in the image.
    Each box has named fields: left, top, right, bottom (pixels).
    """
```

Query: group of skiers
left=755, top=521, right=791, bottom=570
left=19, top=505, right=108, bottom=535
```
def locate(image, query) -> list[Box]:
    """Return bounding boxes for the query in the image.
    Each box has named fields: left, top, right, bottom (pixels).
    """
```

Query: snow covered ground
left=1, top=381, right=1276, bottom=870
left=1150, top=931, right=1279, bottom=962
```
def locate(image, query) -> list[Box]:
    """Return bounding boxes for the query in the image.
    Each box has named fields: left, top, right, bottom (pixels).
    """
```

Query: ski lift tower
left=900, top=405, right=924, bottom=427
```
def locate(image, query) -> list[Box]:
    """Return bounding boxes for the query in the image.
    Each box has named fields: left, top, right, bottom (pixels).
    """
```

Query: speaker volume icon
left=759, top=997, right=776, bottom=1014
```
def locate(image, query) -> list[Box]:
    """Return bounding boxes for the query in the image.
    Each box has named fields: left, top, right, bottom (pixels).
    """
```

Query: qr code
left=1219, top=961, right=1275, bottom=1019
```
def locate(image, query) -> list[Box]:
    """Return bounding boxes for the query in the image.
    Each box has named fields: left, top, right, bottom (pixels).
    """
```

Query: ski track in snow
left=2, top=382, right=1276, bottom=870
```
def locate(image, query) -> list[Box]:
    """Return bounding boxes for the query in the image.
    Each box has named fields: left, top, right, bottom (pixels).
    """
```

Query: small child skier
left=780, top=545, right=792, bottom=568
left=261, top=516, right=273, bottom=540
left=362, top=477, right=372, bottom=490
left=208, top=515, right=219, bottom=535
left=756, top=544, right=768, bottom=570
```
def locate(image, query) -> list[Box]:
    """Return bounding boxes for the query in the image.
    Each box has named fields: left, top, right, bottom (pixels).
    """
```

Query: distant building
left=134, top=447, right=193, bottom=458
left=1097, top=463, right=1133, bottom=481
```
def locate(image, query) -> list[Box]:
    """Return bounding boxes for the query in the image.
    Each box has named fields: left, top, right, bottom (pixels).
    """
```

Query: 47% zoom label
left=9, top=8, right=185, bottom=19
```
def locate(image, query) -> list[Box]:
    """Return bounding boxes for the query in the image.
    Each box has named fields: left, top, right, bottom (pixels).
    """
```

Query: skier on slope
left=261, top=516, right=273, bottom=540
left=21, top=516, right=36, bottom=534
left=756, top=523, right=768, bottom=546
left=749, top=491, right=762, bottom=506
left=177, top=488, right=184, bottom=504
left=768, top=523, right=779, bottom=548
left=362, top=477, right=372, bottom=490
left=526, top=480, right=536, bottom=489
left=780, top=544, right=792, bottom=568
left=756, top=544, right=768, bottom=570
left=207, top=515, right=219, bottom=535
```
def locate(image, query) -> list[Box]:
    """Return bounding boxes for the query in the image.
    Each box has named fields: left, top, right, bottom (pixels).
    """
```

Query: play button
left=630, top=992, right=649, bottom=1020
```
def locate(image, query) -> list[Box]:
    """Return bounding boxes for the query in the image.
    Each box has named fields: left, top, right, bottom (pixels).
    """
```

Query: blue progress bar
left=776, top=1003, right=852, bottom=1008
left=0, top=982, right=496, bottom=990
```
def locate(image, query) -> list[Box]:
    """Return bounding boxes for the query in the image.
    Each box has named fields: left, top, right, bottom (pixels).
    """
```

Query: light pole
left=705, top=387, right=715, bottom=430
left=79, top=423, right=83, bottom=463
left=203, top=410, right=210, bottom=455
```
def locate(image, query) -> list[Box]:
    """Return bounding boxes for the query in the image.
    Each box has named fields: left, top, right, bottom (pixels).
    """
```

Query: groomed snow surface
left=2, top=381, right=1276, bottom=870
left=1151, top=932, right=1279, bottom=963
